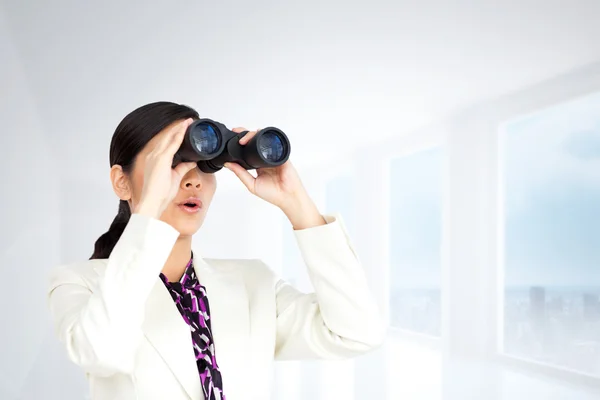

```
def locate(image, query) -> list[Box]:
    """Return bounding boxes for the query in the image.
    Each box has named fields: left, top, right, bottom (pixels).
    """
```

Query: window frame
left=489, top=66, right=600, bottom=389
left=495, top=92, right=600, bottom=389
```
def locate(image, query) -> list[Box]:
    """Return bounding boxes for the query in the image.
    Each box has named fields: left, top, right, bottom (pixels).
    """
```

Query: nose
left=181, top=167, right=202, bottom=190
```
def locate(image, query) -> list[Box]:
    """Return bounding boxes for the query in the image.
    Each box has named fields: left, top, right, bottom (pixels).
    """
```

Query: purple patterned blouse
left=159, top=255, right=226, bottom=400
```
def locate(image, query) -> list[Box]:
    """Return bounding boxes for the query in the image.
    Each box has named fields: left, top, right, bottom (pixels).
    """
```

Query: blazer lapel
left=142, top=278, right=203, bottom=400
left=192, top=256, right=251, bottom=398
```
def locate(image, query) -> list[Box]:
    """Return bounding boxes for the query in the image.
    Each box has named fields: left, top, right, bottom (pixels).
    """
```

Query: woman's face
left=119, top=122, right=217, bottom=237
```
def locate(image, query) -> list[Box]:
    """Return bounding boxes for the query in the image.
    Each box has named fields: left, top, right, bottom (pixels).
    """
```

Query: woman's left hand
left=223, top=127, right=326, bottom=230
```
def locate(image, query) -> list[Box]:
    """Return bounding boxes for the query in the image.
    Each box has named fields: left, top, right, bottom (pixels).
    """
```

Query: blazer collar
left=141, top=251, right=251, bottom=400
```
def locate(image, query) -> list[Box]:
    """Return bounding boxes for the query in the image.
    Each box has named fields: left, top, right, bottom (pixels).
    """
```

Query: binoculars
left=172, top=119, right=291, bottom=173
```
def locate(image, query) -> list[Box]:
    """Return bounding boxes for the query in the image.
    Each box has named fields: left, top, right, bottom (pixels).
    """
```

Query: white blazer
left=47, top=213, right=386, bottom=400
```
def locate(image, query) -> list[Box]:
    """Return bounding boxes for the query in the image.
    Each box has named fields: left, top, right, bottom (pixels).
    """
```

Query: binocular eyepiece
left=172, top=119, right=291, bottom=173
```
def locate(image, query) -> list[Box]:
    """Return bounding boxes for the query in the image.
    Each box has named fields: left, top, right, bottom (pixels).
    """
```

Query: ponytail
left=89, top=200, right=132, bottom=260
left=93, top=101, right=199, bottom=259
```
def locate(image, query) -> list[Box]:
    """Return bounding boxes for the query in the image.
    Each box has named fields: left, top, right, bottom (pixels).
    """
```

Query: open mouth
left=178, top=197, right=202, bottom=213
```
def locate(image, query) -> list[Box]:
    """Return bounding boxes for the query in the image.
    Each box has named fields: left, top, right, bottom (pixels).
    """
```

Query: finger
left=159, top=118, right=192, bottom=148
left=163, top=118, right=193, bottom=155
left=231, top=127, right=258, bottom=145
left=224, top=162, right=255, bottom=193
left=239, top=129, right=258, bottom=145
left=173, top=161, right=197, bottom=177
left=153, top=118, right=191, bottom=155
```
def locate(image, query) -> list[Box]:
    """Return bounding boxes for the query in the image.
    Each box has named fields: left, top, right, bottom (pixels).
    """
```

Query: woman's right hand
left=134, top=118, right=198, bottom=219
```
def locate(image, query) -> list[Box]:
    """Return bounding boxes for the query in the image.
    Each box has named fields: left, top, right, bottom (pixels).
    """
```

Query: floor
left=385, top=337, right=600, bottom=400
left=273, top=335, right=600, bottom=399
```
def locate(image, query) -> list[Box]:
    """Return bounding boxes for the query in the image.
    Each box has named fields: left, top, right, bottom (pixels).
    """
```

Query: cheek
left=204, top=176, right=217, bottom=198
left=129, top=169, right=146, bottom=204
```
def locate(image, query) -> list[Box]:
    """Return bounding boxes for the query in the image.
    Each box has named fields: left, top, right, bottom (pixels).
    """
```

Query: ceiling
left=3, top=0, right=600, bottom=183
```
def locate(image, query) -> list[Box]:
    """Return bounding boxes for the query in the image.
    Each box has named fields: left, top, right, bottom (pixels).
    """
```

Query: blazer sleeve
left=47, top=214, right=180, bottom=377
left=274, top=214, right=387, bottom=360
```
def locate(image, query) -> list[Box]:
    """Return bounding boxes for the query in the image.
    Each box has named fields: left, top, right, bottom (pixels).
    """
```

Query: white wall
left=0, top=6, right=70, bottom=399
left=4, top=0, right=600, bottom=178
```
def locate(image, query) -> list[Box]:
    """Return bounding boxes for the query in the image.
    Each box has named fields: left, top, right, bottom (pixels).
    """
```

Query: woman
left=47, top=101, right=386, bottom=400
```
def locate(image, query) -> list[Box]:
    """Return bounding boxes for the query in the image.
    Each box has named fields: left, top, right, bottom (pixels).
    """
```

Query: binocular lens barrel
left=173, top=119, right=291, bottom=173
left=258, top=131, right=285, bottom=162
left=189, top=122, right=221, bottom=156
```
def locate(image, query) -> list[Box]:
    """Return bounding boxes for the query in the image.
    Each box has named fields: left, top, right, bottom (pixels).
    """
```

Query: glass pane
left=501, top=92, right=600, bottom=376
left=389, top=146, right=444, bottom=337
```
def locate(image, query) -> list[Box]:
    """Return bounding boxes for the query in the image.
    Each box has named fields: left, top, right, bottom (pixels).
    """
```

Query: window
left=389, top=146, right=444, bottom=337
left=500, top=92, right=600, bottom=376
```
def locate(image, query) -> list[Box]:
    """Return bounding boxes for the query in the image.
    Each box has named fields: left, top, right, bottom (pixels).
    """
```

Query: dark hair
left=90, top=101, right=199, bottom=260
